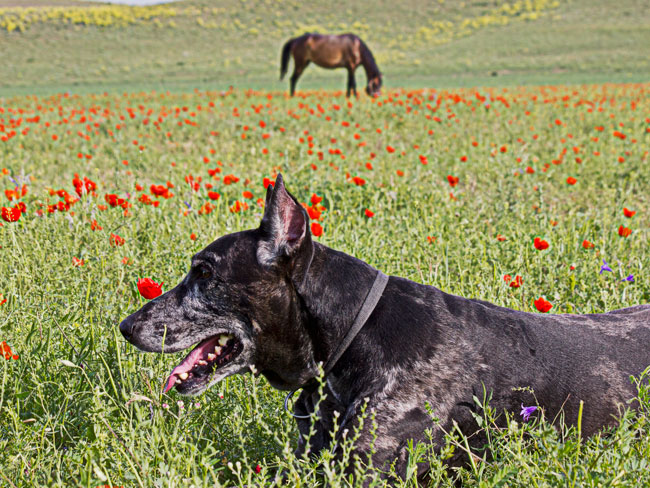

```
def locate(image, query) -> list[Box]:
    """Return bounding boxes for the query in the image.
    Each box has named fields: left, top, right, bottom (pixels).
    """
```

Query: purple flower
left=520, top=404, right=537, bottom=422
left=621, top=275, right=635, bottom=283
left=599, top=260, right=613, bottom=275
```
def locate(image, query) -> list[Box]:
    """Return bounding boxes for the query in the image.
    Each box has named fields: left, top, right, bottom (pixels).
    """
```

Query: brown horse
left=280, top=33, right=382, bottom=98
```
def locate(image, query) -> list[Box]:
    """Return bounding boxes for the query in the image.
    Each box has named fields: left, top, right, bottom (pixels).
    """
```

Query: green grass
left=0, top=81, right=648, bottom=486
left=0, top=0, right=649, bottom=96
left=0, top=1, right=649, bottom=485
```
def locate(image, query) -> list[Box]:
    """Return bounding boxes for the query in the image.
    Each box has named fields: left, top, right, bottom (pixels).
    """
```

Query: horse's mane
left=358, top=38, right=381, bottom=79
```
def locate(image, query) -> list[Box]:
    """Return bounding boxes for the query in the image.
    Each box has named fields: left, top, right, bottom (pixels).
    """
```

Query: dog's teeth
left=198, top=360, right=207, bottom=366
left=218, top=335, right=231, bottom=346
left=179, top=372, right=189, bottom=380
left=215, top=346, right=222, bottom=355
left=207, top=353, right=216, bottom=361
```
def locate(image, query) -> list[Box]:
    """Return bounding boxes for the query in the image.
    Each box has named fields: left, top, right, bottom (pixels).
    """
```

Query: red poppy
left=618, top=225, right=631, bottom=238
left=351, top=176, right=366, bottom=186
left=426, top=236, right=437, bottom=244
left=364, top=209, right=375, bottom=218
left=137, top=278, right=164, bottom=299
left=623, top=208, right=636, bottom=218
left=566, top=177, right=577, bottom=185
left=582, top=239, right=594, bottom=249
left=311, top=193, right=323, bottom=205
left=311, top=222, right=323, bottom=237
left=447, top=175, right=459, bottom=187
left=110, top=233, right=125, bottom=246
left=207, top=191, right=221, bottom=201
left=534, top=297, right=552, bottom=313
left=263, top=177, right=275, bottom=189
left=72, top=257, right=85, bottom=267
left=190, top=233, right=197, bottom=241
left=533, top=237, right=549, bottom=250
left=1, top=206, right=21, bottom=222
left=306, top=205, right=321, bottom=220
left=509, top=275, right=523, bottom=288
left=386, top=145, right=395, bottom=153
left=496, top=234, right=507, bottom=242
left=503, top=274, right=512, bottom=284
left=242, top=191, right=253, bottom=199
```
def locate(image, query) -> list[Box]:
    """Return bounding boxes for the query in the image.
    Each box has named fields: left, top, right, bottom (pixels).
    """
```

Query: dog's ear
left=258, top=174, right=311, bottom=265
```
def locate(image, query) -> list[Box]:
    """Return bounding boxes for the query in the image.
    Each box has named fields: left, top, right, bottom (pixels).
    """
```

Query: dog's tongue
left=163, top=336, right=220, bottom=393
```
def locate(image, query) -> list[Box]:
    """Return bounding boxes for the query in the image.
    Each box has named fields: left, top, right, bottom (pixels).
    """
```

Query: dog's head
left=119, top=174, right=319, bottom=395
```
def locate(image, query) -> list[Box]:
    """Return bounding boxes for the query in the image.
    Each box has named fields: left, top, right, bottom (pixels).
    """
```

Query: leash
left=284, top=269, right=389, bottom=419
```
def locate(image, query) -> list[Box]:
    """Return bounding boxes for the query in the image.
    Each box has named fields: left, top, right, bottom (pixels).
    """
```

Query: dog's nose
left=119, top=315, right=135, bottom=340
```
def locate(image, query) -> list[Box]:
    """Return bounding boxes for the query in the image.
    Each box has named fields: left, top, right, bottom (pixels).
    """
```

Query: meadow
left=1, top=81, right=649, bottom=487
left=1, top=0, right=650, bottom=487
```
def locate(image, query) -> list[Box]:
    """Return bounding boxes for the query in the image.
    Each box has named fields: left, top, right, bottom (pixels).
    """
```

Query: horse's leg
left=346, top=69, right=353, bottom=98
left=351, top=68, right=358, bottom=98
left=290, top=60, right=309, bottom=97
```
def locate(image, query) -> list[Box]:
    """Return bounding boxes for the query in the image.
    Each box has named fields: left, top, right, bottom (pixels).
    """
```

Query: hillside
left=0, top=0, right=649, bottom=93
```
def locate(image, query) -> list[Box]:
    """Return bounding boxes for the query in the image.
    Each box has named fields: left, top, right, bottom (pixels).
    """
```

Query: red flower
left=262, top=177, right=275, bottom=189
left=307, top=206, right=321, bottom=220
left=503, top=274, right=512, bottom=284
left=618, top=225, right=631, bottom=238
left=311, top=222, right=323, bottom=237
left=364, top=209, right=375, bottom=218
left=496, top=234, right=507, bottom=242
left=137, top=278, right=164, bottom=299
left=566, top=177, right=577, bottom=185
left=110, top=233, right=125, bottom=247
left=311, top=193, right=322, bottom=205
left=534, top=297, right=552, bottom=313
left=533, top=237, right=549, bottom=250
left=582, top=239, right=594, bottom=249
left=351, top=176, right=366, bottom=186
left=509, top=275, right=523, bottom=288
left=207, top=191, right=221, bottom=201
left=242, top=191, right=253, bottom=199
left=255, top=464, right=261, bottom=474
left=623, top=208, right=636, bottom=218
left=190, top=233, right=197, bottom=241
left=72, top=257, right=85, bottom=267
left=386, top=145, right=395, bottom=153
left=1, top=206, right=21, bottom=222
left=447, top=175, right=459, bottom=187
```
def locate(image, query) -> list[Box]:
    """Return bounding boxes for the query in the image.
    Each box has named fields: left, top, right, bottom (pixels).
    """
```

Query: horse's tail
left=280, top=37, right=296, bottom=80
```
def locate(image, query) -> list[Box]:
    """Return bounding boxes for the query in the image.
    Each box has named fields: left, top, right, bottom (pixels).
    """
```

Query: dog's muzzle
left=119, top=315, right=135, bottom=340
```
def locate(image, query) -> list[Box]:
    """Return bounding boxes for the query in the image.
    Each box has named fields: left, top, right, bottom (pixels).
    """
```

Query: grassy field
left=1, top=81, right=649, bottom=486
left=0, top=0, right=649, bottom=95
left=1, top=0, right=650, bottom=487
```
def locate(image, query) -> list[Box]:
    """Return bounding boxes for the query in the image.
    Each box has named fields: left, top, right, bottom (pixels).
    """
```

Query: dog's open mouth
left=163, top=333, right=243, bottom=393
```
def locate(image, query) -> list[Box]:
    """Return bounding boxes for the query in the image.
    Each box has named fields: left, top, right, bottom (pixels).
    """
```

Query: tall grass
left=0, top=83, right=648, bottom=486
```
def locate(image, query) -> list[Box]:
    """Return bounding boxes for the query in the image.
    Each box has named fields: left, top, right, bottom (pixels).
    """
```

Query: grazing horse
left=280, top=33, right=382, bottom=98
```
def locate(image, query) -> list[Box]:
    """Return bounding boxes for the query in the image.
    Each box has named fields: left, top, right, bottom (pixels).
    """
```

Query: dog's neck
left=292, top=242, right=380, bottom=385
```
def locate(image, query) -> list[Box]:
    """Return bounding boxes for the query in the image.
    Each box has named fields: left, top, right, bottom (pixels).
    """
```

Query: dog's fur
left=120, top=174, right=650, bottom=479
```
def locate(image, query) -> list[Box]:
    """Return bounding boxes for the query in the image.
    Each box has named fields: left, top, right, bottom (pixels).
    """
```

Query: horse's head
left=366, top=75, right=382, bottom=97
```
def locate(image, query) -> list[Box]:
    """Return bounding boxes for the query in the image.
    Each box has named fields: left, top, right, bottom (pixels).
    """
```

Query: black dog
left=120, top=174, right=650, bottom=479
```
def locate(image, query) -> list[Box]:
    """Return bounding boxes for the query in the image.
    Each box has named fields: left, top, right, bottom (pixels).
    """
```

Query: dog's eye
left=199, top=268, right=212, bottom=279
